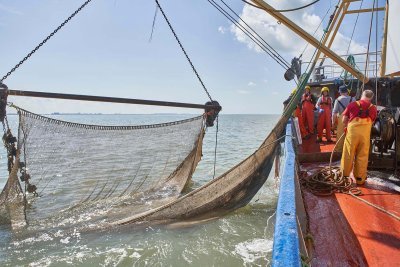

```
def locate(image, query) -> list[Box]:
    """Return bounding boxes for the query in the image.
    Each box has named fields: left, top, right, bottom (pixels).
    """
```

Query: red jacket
left=342, top=100, right=377, bottom=123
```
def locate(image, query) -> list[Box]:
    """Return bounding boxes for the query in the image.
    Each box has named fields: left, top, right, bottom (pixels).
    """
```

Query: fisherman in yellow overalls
left=341, top=90, right=377, bottom=185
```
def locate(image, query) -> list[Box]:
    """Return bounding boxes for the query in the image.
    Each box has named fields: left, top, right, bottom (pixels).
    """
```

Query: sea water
left=0, top=114, right=281, bottom=266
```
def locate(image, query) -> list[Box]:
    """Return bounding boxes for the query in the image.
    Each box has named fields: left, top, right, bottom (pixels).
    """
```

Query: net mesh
left=113, top=74, right=312, bottom=225
left=0, top=107, right=204, bottom=225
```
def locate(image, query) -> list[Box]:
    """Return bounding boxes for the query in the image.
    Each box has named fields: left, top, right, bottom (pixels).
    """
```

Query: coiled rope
left=300, top=133, right=400, bottom=221
left=300, top=133, right=361, bottom=196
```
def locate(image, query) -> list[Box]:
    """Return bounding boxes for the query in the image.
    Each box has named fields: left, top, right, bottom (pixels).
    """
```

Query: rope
left=241, top=0, right=320, bottom=13
left=300, top=166, right=361, bottom=196
left=154, top=0, right=213, bottom=101
left=301, top=132, right=400, bottom=221
left=300, top=133, right=362, bottom=196
left=259, top=134, right=293, bottom=150
left=348, top=191, right=400, bottom=221
left=0, top=0, right=93, bottom=82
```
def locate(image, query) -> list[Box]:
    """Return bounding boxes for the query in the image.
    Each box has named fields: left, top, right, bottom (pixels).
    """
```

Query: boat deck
left=297, top=133, right=341, bottom=163
left=298, top=134, right=400, bottom=266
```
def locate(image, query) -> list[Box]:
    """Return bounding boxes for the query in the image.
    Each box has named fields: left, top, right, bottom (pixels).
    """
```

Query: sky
left=0, top=0, right=385, bottom=114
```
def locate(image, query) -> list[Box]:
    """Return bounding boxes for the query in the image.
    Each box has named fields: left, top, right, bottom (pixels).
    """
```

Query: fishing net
left=0, top=106, right=205, bottom=225
left=113, top=73, right=312, bottom=225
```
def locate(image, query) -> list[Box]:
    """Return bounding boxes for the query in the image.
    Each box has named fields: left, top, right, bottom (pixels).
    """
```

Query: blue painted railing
left=272, top=120, right=301, bottom=267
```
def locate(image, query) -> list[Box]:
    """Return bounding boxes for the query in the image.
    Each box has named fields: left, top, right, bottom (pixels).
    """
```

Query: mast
left=379, top=1, right=389, bottom=77
left=249, top=0, right=387, bottom=83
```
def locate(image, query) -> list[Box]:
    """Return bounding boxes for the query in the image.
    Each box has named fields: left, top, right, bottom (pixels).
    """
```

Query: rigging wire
left=149, top=4, right=159, bottom=42
left=241, top=0, right=320, bottom=13
left=218, top=0, right=291, bottom=68
left=154, top=0, right=214, bottom=101
left=0, top=0, right=93, bottom=83
left=207, top=0, right=291, bottom=71
left=345, top=0, right=364, bottom=55
left=361, top=0, right=376, bottom=92
left=299, top=1, right=334, bottom=58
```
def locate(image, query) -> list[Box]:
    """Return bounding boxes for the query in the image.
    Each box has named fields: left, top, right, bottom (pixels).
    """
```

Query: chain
left=0, top=0, right=93, bottom=83
left=154, top=0, right=213, bottom=101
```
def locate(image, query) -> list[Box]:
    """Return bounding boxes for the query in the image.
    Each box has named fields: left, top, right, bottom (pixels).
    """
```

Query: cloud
left=271, top=91, right=278, bottom=95
left=231, top=1, right=367, bottom=62
left=0, top=4, right=23, bottom=16
left=218, top=26, right=226, bottom=34
left=247, top=81, right=256, bottom=86
left=237, top=89, right=250, bottom=94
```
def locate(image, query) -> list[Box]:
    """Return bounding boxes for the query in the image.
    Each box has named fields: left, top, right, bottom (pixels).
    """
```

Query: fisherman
left=295, top=102, right=308, bottom=139
left=332, top=85, right=353, bottom=151
left=301, top=86, right=315, bottom=138
left=283, top=88, right=308, bottom=139
left=316, top=87, right=332, bottom=142
left=341, top=89, right=377, bottom=185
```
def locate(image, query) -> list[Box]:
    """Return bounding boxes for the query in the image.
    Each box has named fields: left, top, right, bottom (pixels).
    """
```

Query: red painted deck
left=298, top=136, right=400, bottom=266
left=298, top=133, right=337, bottom=154
left=297, top=132, right=341, bottom=163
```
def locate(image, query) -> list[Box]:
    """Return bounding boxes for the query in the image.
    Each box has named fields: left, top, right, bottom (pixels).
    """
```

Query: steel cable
left=155, top=0, right=214, bottom=101
left=242, top=0, right=320, bottom=13
left=207, top=0, right=290, bottom=71
left=1, top=0, right=93, bottom=82
left=219, top=0, right=291, bottom=68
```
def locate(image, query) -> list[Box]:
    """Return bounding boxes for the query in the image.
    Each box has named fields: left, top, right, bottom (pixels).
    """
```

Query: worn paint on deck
left=300, top=163, right=400, bottom=266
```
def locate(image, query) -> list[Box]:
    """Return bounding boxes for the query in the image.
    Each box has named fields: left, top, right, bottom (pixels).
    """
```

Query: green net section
left=6, top=108, right=204, bottom=222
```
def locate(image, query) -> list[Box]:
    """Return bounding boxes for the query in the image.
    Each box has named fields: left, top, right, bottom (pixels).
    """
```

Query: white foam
left=129, top=251, right=141, bottom=259
left=60, top=237, right=70, bottom=244
left=12, top=233, right=53, bottom=247
left=101, top=248, right=128, bottom=267
left=234, top=238, right=273, bottom=265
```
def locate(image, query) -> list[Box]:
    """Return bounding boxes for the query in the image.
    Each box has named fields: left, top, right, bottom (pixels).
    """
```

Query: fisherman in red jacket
left=301, top=86, right=314, bottom=138
left=316, top=87, right=332, bottom=142
left=341, top=89, right=377, bottom=185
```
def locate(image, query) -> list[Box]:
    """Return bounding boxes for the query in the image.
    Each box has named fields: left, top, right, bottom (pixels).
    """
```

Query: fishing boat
left=254, top=0, right=400, bottom=266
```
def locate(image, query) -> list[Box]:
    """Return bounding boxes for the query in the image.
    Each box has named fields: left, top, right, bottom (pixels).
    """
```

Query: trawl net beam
left=7, top=89, right=218, bottom=110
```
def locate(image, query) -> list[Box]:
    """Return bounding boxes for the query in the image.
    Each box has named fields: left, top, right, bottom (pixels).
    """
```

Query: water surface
left=0, top=114, right=281, bottom=266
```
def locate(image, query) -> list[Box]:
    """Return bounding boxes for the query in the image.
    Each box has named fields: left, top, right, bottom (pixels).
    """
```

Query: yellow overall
left=334, top=114, right=345, bottom=152
left=341, top=116, right=373, bottom=184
